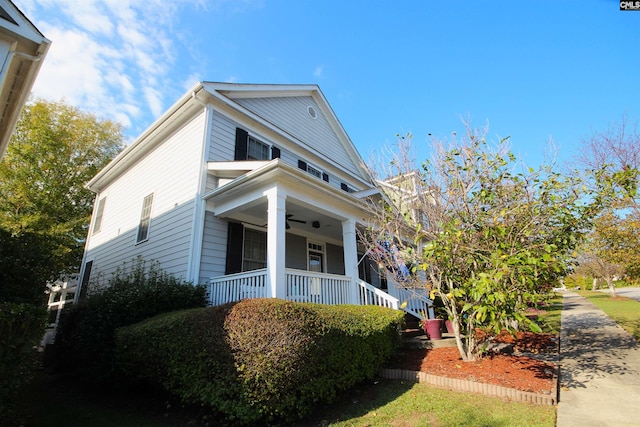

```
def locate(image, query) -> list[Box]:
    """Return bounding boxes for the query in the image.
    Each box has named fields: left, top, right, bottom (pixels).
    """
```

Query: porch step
left=402, top=332, right=457, bottom=350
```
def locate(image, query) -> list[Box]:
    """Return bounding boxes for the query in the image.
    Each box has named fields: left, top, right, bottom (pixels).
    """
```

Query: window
left=92, top=197, right=106, bottom=234
left=136, top=193, right=154, bottom=243
left=306, top=164, right=323, bottom=179
left=308, top=241, right=325, bottom=273
left=298, top=160, right=329, bottom=182
left=243, top=228, right=266, bottom=271
left=247, top=136, right=270, bottom=160
left=235, top=127, right=279, bottom=161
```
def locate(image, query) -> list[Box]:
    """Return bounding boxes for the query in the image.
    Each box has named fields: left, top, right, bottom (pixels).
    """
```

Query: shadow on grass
left=299, top=378, right=414, bottom=427
left=13, top=369, right=212, bottom=427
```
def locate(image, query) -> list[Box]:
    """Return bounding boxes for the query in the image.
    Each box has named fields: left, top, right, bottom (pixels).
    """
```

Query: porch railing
left=285, top=269, right=351, bottom=304
left=208, top=269, right=267, bottom=305
left=356, top=279, right=399, bottom=309
left=208, top=270, right=423, bottom=317
left=387, top=278, right=434, bottom=320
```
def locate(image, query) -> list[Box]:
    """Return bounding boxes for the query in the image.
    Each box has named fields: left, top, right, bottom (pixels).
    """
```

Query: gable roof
left=201, top=82, right=374, bottom=185
left=88, top=82, right=375, bottom=191
left=0, top=0, right=50, bottom=159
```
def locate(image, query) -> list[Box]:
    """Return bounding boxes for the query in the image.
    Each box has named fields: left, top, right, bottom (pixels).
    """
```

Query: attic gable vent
left=307, top=106, right=317, bottom=119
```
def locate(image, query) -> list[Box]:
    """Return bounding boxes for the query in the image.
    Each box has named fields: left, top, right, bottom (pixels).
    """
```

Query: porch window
left=136, top=193, right=154, bottom=243
left=243, top=228, right=266, bottom=271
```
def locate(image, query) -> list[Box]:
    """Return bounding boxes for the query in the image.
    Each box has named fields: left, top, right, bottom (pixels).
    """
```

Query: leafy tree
left=362, top=126, right=604, bottom=361
left=574, top=115, right=640, bottom=293
left=0, top=99, right=124, bottom=277
left=577, top=210, right=640, bottom=295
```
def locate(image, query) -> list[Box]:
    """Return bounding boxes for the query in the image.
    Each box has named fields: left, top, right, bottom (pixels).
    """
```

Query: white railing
left=387, top=278, right=434, bottom=320
left=286, top=269, right=351, bottom=304
left=208, top=269, right=267, bottom=305
left=356, top=279, right=399, bottom=309
left=208, top=269, right=427, bottom=318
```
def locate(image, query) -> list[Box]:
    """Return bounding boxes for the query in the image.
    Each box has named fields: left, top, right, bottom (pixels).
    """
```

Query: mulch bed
left=387, top=332, right=558, bottom=394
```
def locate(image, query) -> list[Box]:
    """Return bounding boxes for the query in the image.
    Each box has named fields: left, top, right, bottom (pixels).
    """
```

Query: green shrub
left=0, top=302, right=47, bottom=419
left=54, top=258, right=207, bottom=382
left=115, top=299, right=404, bottom=425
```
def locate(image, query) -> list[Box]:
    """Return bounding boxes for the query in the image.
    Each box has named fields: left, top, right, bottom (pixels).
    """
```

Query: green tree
left=0, top=99, right=124, bottom=277
left=363, top=127, right=604, bottom=361
left=578, top=211, right=640, bottom=294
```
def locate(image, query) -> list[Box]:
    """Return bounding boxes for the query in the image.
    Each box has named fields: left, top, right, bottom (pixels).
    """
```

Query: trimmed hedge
left=115, top=299, right=404, bottom=425
left=0, top=303, right=47, bottom=419
left=54, top=259, right=207, bottom=381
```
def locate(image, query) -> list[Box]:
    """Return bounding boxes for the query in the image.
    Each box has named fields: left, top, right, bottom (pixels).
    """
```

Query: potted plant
left=420, top=317, right=444, bottom=340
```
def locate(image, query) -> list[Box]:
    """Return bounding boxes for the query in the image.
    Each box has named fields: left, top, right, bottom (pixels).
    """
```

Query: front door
left=309, top=251, right=324, bottom=273
left=308, top=241, right=325, bottom=273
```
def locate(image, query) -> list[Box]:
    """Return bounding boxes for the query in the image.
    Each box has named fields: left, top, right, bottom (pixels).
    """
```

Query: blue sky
left=17, top=0, right=640, bottom=169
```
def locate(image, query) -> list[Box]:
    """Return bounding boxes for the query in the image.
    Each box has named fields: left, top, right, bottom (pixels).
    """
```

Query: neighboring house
left=42, top=275, right=78, bottom=346
left=0, top=0, right=50, bottom=159
left=78, top=82, right=432, bottom=319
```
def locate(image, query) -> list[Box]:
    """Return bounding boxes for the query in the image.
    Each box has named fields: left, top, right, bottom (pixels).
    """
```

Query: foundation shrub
left=115, top=298, right=404, bottom=425
left=0, top=303, right=47, bottom=419
left=54, top=258, right=207, bottom=382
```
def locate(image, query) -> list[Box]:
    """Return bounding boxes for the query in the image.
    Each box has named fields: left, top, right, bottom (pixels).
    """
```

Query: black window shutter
left=340, top=183, right=349, bottom=192
left=234, top=128, right=248, bottom=160
left=322, top=172, right=329, bottom=182
left=298, top=160, right=307, bottom=171
left=271, top=146, right=281, bottom=159
left=225, top=222, right=244, bottom=274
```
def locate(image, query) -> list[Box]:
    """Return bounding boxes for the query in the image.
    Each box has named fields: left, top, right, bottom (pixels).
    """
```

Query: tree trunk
left=606, top=278, right=617, bottom=297
left=592, top=277, right=598, bottom=291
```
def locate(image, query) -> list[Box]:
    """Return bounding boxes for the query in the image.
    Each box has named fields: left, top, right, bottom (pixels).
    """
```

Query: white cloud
left=23, top=0, right=204, bottom=137
left=313, top=66, right=325, bottom=79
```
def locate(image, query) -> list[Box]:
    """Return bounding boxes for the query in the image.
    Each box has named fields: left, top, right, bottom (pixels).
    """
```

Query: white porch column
left=266, top=188, right=286, bottom=299
left=342, top=218, right=360, bottom=304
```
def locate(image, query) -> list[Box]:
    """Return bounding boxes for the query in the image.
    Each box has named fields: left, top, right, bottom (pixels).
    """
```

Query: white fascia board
left=353, top=187, right=382, bottom=198
left=203, top=82, right=319, bottom=99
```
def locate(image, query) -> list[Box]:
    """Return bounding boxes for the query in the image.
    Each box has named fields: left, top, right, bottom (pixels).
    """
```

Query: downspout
left=185, top=89, right=211, bottom=284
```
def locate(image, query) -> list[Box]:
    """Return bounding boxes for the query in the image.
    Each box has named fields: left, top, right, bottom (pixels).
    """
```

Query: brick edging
left=379, top=367, right=558, bottom=406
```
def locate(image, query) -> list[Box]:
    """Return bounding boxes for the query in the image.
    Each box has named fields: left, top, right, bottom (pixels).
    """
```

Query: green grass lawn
left=537, top=293, right=563, bottom=334
left=577, top=290, right=640, bottom=342
left=302, top=379, right=555, bottom=427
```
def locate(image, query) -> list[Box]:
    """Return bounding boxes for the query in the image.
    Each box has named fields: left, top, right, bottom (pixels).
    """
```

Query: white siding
left=235, top=96, right=364, bottom=178
left=209, top=112, right=236, bottom=162
left=198, top=211, right=228, bottom=281
left=208, top=110, right=364, bottom=193
left=83, top=111, right=206, bottom=283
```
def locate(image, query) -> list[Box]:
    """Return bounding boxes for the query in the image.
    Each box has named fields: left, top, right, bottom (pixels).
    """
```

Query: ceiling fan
left=262, top=214, right=306, bottom=229
left=286, top=214, right=306, bottom=229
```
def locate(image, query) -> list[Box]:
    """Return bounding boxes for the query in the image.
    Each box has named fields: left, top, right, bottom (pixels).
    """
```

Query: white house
left=78, top=82, right=432, bottom=318
left=0, top=0, right=50, bottom=159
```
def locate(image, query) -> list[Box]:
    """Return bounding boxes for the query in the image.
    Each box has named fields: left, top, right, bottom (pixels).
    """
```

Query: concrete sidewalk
left=556, top=292, right=640, bottom=427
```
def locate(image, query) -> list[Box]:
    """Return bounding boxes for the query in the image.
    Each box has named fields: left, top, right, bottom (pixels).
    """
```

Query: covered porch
left=203, top=160, right=433, bottom=319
